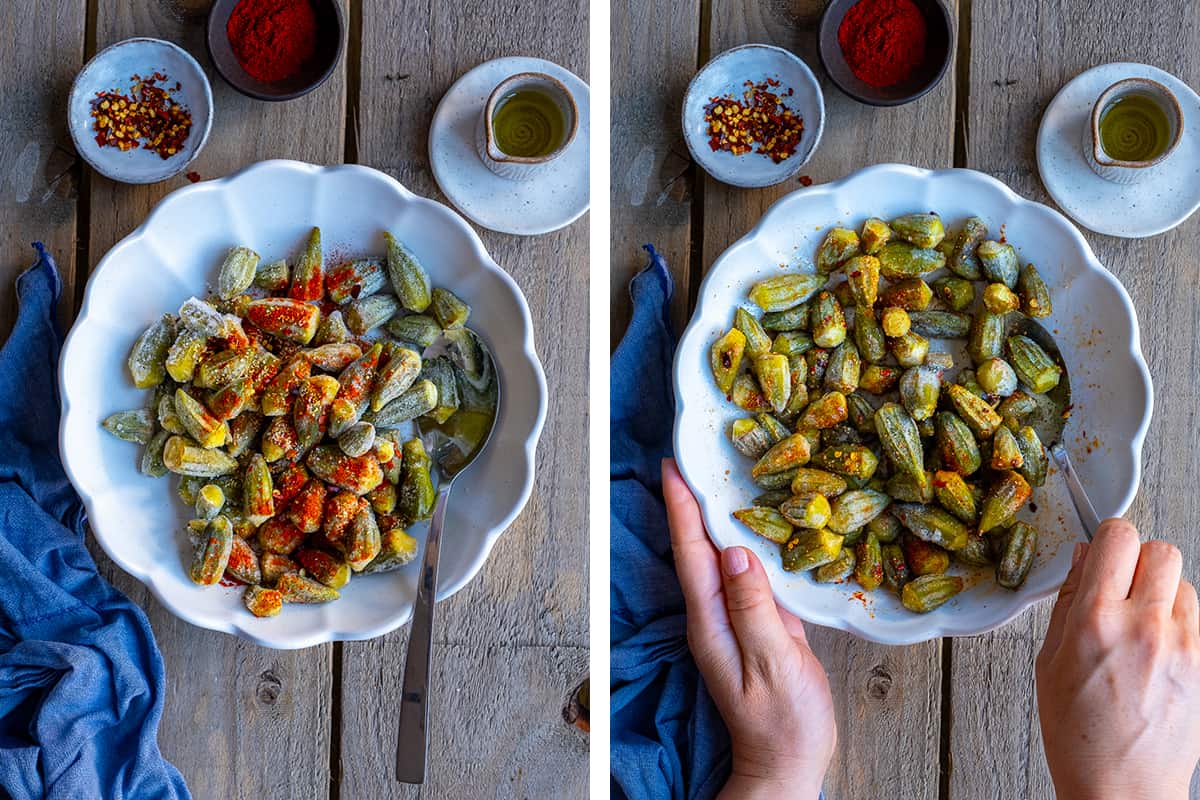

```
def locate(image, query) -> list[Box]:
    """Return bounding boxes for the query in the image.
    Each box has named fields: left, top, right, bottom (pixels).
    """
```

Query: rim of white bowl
left=67, top=37, right=214, bottom=185
left=58, top=159, right=548, bottom=649
left=672, top=162, right=1153, bottom=645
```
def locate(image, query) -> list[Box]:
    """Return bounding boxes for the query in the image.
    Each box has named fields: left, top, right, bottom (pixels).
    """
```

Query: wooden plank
left=952, top=2, right=1200, bottom=797
left=338, top=0, right=590, bottom=795
left=0, top=0, right=86, bottom=340
left=82, top=3, right=347, bottom=796
left=697, top=3, right=959, bottom=797
left=610, top=0, right=701, bottom=347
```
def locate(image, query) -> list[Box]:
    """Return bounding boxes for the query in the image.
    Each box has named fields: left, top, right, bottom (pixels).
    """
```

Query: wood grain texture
left=952, top=2, right=1200, bottom=797
left=82, top=2, right=347, bottom=796
left=339, top=0, right=590, bottom=795
left=0, top=0, right=86, bottom=339
left=610, top=0, right=700, bottom=347
left=696, top=2, right=959, bottom=797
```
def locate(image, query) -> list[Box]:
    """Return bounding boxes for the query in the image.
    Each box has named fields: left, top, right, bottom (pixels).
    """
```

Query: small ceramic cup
left=1084, top=77, right=1183, bottom=184
left=475, top=72, right=578, bottom=181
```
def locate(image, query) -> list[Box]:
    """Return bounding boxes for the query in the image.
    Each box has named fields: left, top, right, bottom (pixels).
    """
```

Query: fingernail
left=722, top=546, right=749, bottom=577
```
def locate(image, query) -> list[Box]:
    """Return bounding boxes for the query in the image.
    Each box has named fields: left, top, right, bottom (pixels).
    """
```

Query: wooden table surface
left=0, top=1, right=588, bottom=796
left=613, top=0, right=1200, bottom=796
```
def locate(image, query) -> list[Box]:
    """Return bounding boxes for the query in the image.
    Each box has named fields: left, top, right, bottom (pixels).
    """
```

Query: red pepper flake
left=186, top=170, right=202, bottom=183
left=703, top=79, right=804, bottom=163
left=90, top=73, right=193, bottom=159
left=799, top=175, right=813, bottom=186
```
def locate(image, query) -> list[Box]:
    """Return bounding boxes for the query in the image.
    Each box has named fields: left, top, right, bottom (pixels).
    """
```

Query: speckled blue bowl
left=682, top=44, right=825, bottom=189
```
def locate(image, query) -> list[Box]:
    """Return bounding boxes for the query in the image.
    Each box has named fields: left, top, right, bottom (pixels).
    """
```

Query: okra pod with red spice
left=325, top=257, right=386, bottom=304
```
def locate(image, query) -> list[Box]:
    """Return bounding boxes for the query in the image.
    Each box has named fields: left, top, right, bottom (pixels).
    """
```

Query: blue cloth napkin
left=610, top=246, right=732, bottom=800
left=0, top=244, right=190, bottom=800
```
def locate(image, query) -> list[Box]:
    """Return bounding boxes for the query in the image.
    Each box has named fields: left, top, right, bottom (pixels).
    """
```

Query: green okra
left=368, top=379, right=439, bottom=429
left=189, top=515, right=234, bottom=586
left=907, top=310, right=971, bottom=339
left=877, top=241, right=945, bottom=279
left=827, top=489, right=890, bottom=535
left=997, top=521, right=1038, bottom=589
left=782, top=528, right=844, bottom=572
left=860, top=217, right=891, bottom=254
left=890, top=213, right=945, bottom=249
left=733, top=506, right=794, bottom=544
left=288, top=227, right=324, bottom=302
left=385, top=314, right=443, bottom=348
left=815, top=228, right=860, bottom=273
left=128, top=315, right=177, bottom=389
left=1018, top=263, right=1052, bottom=318
left=140, top=429, right=171, bottom=478
left=810, top=291, right=847, bottom=349
left=1007, top=336, right=1062, bottom=394
left=977, top=240, right=1019, bottom=288
left=891, top=503, right=969, bottom=551
left=901, top=574, right=963, bottom=613
left=875, top=403, right=926, bottom=486
left=362, top=527, right=420, bottom=574
left=853, top=533, right=884, bottom=590
left=326, top=257, right=387, bottom=304
left=398, top=439, right=436, bottom=523
left=946, top=217, right=986, bottom=280
left=385, top=232, right=432, bottom=312
left=253, top=258, right=289, bottom=292
left=345, top=294, right=401, bottom=335
left=102, top=408, right=155, bottom=444
left=216, top=246, right=260, bottom=300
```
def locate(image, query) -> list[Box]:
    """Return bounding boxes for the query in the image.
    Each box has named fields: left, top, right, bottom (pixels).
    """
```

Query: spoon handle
left=1049, top=442, right=1101, bottom=541
left=396, top=479, right=454, bottom=784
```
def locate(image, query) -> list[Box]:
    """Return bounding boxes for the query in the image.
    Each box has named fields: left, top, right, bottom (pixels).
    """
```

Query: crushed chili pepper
left=90, top=73, right=193, bottom=159
left=799, top=175, right=813, bottom=186
left=704, top=78, right=804, bottom=163
left=186, top=170, right=202, bottom=183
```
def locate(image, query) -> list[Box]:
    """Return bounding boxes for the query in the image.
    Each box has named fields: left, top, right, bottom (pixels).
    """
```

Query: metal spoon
left=1005, top=313, right=1102, bottom=540
left=396, top=330, right=500, bottom=784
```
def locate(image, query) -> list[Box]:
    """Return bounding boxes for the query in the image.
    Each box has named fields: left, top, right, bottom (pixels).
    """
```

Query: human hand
left=662, top=458, right=836, bottom=800
left=1036, top=519, right=1200, bottom=800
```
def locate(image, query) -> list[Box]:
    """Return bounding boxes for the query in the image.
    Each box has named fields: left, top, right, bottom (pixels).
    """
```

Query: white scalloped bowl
left=59, top=160, right=547, bottom=649
left=674, top=164, right=1152, bottom=645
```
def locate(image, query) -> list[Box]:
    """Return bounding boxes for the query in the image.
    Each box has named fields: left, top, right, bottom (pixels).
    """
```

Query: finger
left=720, top=546, right=796, bottom=680
left=1173, top=579, right=1199, bottom=635
left=776, top=603, right=811, bottom=648
left=1042, top=542, right=1089, bottom=659
left=1075, top=518, right=1142, bottom=607
left=662, top=459, right=736, bottom=648
left=1129, top=540, right=1183, bottom=612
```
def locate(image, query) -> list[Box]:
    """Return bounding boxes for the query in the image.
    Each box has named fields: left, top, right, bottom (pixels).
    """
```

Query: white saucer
left=1037, top=62, right=1200, bottom=238
left=429, top=57, right=590, bottom=236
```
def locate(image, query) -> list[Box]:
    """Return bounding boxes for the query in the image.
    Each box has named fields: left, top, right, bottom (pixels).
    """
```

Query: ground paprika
left=226, top=0, right=319, bottom=83
left=837, top=0, right=928, bottom=89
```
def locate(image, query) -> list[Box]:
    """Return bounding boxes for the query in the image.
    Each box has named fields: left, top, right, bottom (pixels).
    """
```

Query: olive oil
left=491, top=90, right=567, bottom=158
left=1099, top=94, right=1172, bottom=162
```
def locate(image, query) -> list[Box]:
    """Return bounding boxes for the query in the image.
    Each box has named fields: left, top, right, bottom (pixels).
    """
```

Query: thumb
left=1040, top=541, right=1089, bottom=666
left=720, top=546, right=796, bottom=681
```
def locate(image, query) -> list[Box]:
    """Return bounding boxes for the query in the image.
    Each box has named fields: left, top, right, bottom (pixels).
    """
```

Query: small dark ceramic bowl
left=207, top=0, right=344, bottom=101
left=818, top=0, right=953, bottom=107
